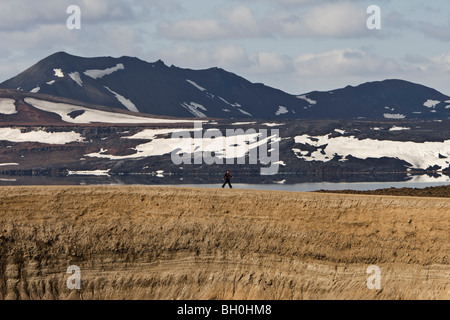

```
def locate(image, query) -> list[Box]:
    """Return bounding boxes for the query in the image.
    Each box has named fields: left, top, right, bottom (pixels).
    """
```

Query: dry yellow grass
left=0, top=186, right=448, bottom=300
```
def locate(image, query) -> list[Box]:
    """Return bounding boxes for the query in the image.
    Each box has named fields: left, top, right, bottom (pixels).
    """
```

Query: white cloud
left=158, top=5, right=268, bottom=40
left=158, top=2, right=373, bottom=41
left=293, top=49, right=401, bottom=77
left=249, top=52, right=291, bottom=74
left=150, top=44, right=250, bottom=70
left=268, top=2, right=369, bottom=38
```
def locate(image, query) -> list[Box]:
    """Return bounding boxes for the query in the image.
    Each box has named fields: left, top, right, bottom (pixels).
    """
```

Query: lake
left=1, top=172, right=449, bottom=192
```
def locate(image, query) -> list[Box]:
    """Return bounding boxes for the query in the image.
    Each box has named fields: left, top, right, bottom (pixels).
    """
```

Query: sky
left=0, top=0, right=449, bottom=95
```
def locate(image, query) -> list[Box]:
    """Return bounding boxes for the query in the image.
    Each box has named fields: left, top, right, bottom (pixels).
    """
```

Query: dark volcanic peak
left=1, top=52, right=449, bottom=120
left=303, top=79, right=450, bottom=119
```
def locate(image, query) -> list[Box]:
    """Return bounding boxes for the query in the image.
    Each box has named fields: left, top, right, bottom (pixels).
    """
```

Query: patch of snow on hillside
left=0, top=128, right=84, bottom=144
left=219, top=97, right=241, bottom=107
left=0, top=163, right=19, bottom=167
left=389, top=126, right=410, bottom=131
left=86, top=130, right=277, bottom=162
left=104, top=86, right=139, bottom=112
left=297, top=95, right=317, bottom=105
left=275, top=106, right=289, bottom=116
left=54, top=69, right=64, bottom=77
left=84, top=63, right=124, bottom=79
left=238, top=109, right=252, bottom=116
left=47, top=80, right=56, bottom=85
left=262, top=123, right=285, bottom=127
left=186, top=79, right=206, bottom=92
left=293, top=133, right=450, bottom=170
left=25, top=98, right=194, bottom=124
left=69, top=72, right=83, bottom=87
left=334, top=129, right=345, bottom=135
left=30, top=86, right=40, bottom=93
left=124, top=128, right=201, bottom=140
left=384, top=113, right=406, bottom=119
left=181, top=102, right=207, bottom=118
left=423, top=99, right=440, bottom=108
left=0, top=98, right=17, bottom=115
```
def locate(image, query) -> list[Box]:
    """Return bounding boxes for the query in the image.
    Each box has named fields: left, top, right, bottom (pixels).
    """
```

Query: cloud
left=149, top=44, right=250, bottom=70
left=293, top=49, right=402, bottom=77
left=249, top=52, right=291, bottom=74
left=158, top=2, right=375, bottom=41
left=268, top=2, right=370, bottom=38
left=0, top=0, right=137, bottom=31
left=416, top=20, right=450, bottom=42
left=158, top=5, right=269, bottom=40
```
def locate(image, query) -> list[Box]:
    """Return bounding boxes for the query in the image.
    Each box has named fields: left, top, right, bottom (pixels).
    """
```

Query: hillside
left=0, top=186, right=448, bottom=300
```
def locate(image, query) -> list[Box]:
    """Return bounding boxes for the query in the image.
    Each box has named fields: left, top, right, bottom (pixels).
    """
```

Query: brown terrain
left=317, top=185, right=450, bottom=198
left=0, top=185, right=448, bottom=300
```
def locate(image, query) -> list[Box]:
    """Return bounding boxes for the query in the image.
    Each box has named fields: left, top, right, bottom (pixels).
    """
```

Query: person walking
left=222, top=170, right=233, bottom=189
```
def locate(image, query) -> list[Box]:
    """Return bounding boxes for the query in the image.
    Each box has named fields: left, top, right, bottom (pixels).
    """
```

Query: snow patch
left=30, top=86, right=40, bottom=93
left=181, top=102, right=207, bottom=118
left=25, top=98, right=194, bottom=124
left=423, top=99, right=440, bottom=108
left=297, top=95, right=317, bottom=105
left=389, top=126, right=410, bottom=131
left=0, top=163, right=19, bottom=167
left=46, top=80, right=56, bottom=85
left=238, top=108, right=252, bottom=116
left=54, top=69, right=64, bottom=78
left=218, top=97, right=241, bottom=108
left=69, top=72, right=83, bottom=87
left=383, top=113, right=406, bottom=119
left=334, top=129, right=345, bottom=135
left=86, top=130, right=277, bottom=162
left=104, top=86, right=139, bottom=112
left=262, top=123, right=285, bottom=127
left=84, top=63, right=124, bottom=79
left=0, top=128, right=84, bottom=144
left=124, top=128, right=201, bottom=141
left=0, top=98, right=17, bottom=115
left=293, top=133, right=450, bottom=170
left=186, top=79, right=206, bottom=92
left=275, top=106, right=289, bottom=116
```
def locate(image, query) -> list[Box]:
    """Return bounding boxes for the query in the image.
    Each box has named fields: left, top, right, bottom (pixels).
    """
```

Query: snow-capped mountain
left=1, top=52, right=450, bottom=120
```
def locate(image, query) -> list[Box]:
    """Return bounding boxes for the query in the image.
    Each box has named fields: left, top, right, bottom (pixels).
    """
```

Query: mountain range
left=1, top=51, right=449, bottom=120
